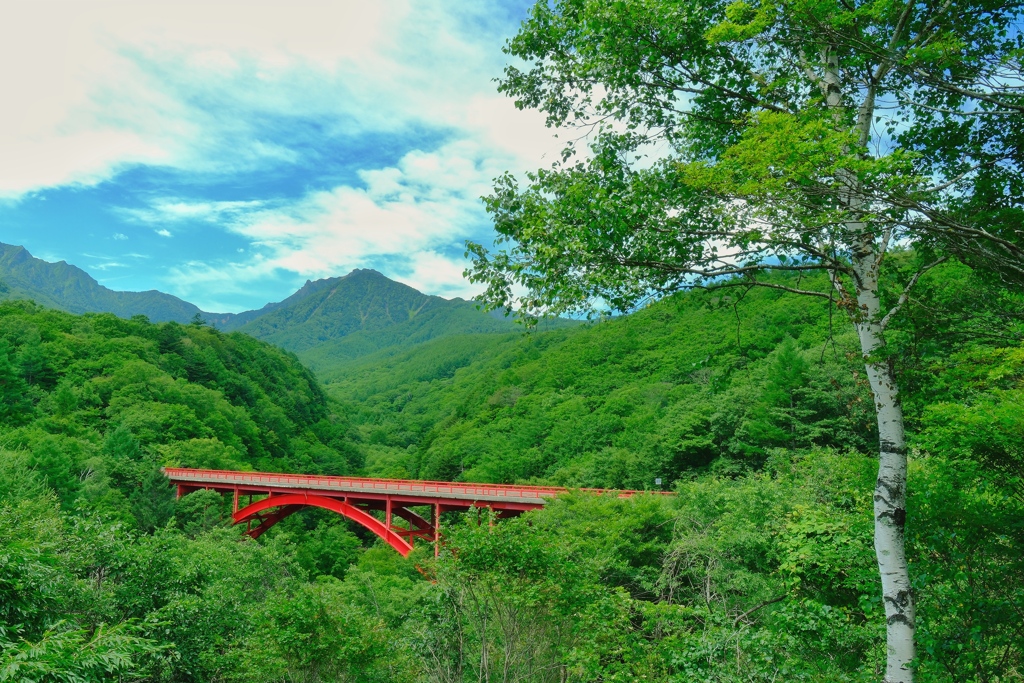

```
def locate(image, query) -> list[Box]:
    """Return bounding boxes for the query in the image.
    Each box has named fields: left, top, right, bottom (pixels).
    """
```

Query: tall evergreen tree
left=16, top=329, right=46, bottom=387
left=0, top=340, right=32, bottom=424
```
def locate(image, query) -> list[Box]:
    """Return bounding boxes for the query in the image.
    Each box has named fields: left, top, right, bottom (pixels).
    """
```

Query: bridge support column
left=434, top=503, right=441, bottom=558
left=175, top=484, right=199, bottom=499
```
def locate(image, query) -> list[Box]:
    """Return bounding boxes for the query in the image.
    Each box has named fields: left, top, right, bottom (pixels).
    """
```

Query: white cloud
left=399, top=250, right=479, bottom=300
left=0, top=1, right=408, bottom=197
left=162, top=140, right=495, bottom=303
left=2, top=0, right=568, bottom=304
left=121, top=199, right=266, bottom=224
left=112, top=233, right=127, bottom=240
left=0, top=0, right=558, bottom=199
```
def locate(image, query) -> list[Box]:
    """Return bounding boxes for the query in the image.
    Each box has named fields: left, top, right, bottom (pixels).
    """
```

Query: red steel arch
left=233, top=493, right=414, bottom=555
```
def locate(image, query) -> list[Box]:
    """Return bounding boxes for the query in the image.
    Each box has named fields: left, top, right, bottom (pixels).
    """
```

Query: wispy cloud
left=155, top=229, right=172, bottom=238
left=0, top=1, right=554, bottom=196
left=164, top=139, right=496, bottom=302
left=0, top=2, right=400, bottom=197
left=121, top=199, right=267, bottom=225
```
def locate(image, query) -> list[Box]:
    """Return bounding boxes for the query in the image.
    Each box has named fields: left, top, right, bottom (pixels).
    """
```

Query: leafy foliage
left=0, top=299, right=358, bottom=491
left=325, top=271, right=880, bottom=486
left=0, top=262, right=1022, bottom=680
left=468, top=3, right=1023, bottom=672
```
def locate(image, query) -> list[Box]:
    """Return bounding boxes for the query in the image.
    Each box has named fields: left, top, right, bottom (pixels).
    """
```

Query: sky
left=0, top=0, right=561, bottom=313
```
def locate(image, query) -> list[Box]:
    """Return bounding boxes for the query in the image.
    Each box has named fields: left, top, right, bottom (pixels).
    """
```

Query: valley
left=1, top=244, right=1022, bottom=680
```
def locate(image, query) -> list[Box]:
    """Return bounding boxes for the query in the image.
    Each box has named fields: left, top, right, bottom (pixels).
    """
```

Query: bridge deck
left=163, top=467, right=665, bottom=507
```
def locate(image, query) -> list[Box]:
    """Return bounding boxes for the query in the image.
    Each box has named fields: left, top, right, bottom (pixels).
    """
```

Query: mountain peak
left=343, top=268, right=388, bottom=280
left=227, top=268, right=456, bottom=352
left=0, top=243, right=31, bottom=266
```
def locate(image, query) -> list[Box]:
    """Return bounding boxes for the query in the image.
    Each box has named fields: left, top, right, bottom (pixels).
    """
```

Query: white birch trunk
left=851, top=245, right=916, bottom=683
left=821, top=46, right=916, bottom=682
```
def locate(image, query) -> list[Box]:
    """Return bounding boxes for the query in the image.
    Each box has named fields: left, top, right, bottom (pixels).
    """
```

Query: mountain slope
left=324, top=273, right=871, bottom=486
left=324, top=261, right=1024, bottom=490
left=0, top=242, right=214, bottom=323
left=296, top=298, right=546, bottom=377
left=225, top=269, right=547, bottom=367
left=0, top=298, right=359, bottom=484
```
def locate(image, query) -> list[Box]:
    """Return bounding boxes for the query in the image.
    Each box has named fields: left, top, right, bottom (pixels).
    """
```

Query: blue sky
left=0, top=0, right=558, bottom=312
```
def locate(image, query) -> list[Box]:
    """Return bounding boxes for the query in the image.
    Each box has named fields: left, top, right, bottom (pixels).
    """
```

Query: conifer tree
left=0, top=340, right=32, bottom=424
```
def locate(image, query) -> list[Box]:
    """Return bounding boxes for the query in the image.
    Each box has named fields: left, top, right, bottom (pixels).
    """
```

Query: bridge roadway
left=164, top=467, right=667, bottom=557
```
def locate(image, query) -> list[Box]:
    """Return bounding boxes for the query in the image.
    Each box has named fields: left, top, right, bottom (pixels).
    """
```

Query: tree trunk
left=823, top=40, right=916, bottom=678
left=851, top=248, right=916, bottom=683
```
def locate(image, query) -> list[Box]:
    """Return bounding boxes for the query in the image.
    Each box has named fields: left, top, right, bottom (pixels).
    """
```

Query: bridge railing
left=162, top=467, right=674, bottom=500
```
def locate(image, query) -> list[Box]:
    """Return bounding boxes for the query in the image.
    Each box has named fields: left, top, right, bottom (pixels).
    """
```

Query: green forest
left=1, top=257, right=1022, bottom=681
left=2, top=0, right=1023, bottom=680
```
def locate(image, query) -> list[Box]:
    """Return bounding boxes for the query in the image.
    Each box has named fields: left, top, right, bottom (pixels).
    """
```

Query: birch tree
left=466, top=1, right=1024, bottom=680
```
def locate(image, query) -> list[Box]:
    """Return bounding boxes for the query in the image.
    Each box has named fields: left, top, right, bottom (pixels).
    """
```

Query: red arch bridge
left=164, top=467, right=669, bottom=557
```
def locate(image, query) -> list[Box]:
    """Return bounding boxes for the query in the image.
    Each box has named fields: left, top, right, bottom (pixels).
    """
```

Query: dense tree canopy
left=0, top=301, right=359, bottom=522
left=471, top=0, right=1023, bottom=309
left=0, top=267, right=1022, bottom=679
left=466, top=1, right=1023, bottom=679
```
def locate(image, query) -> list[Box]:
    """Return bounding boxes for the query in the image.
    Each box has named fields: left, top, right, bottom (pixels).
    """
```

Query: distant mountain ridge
left=0, top=241, right=558, bottom=369
left=0, top=242, right=217, bottom=323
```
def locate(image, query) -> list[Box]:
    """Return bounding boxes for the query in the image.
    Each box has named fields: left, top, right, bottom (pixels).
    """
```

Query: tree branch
left=616, top=258, right=833, bottom=278
left=711, top=279, right=834, bottom=299
left=902, top=100, right=1019, bottom=117
left=879, top=256, right=949, bottom=330
left=733, top=595, right=788, bottom=627
left=909, top=70, right=1024, bottom=113
left=798, top=50, right=828, bottom=95
left=829, top=269, right=855, bottom=307
left=917, top=163, right=985, bottom=194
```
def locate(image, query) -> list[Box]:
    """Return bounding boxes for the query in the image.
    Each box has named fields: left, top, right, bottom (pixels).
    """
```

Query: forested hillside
left=2, top=0, right=1021, bottom=674
left=324, top=263, right=1018, bottom=489
left=205, top=266, right=576, bottom=373
left=0, top=245, right=531, bottom=365
left=225, top=269, right=481, bottom=345
left=1, top=262, right=1022, bottom=680
left=0, top=300, right=359, bottom=507
left=0, top=241, right=556, bottom=368
left=222, top=268, right=569, bottom=369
